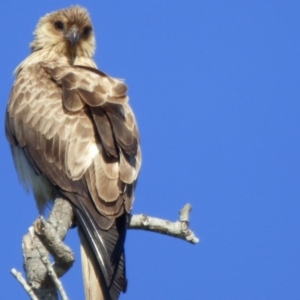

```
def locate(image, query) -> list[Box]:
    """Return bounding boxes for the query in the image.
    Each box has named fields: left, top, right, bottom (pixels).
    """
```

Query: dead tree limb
left=129, top=203, right=199, bottom=244
left=11, top=199, right=199, bottom=299
left=14, top=196, right=74, bottom=300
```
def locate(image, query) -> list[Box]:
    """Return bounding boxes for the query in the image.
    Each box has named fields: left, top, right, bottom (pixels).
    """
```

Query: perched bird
left=5, top=6, right=141, bottom=300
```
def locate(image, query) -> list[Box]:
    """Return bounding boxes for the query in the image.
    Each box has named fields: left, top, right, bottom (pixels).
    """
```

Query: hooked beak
left=66, top=26, right=80, bottom=46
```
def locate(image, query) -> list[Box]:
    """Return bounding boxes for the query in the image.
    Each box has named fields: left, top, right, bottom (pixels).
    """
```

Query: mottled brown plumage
left=5, top=6, right=141, bottom=300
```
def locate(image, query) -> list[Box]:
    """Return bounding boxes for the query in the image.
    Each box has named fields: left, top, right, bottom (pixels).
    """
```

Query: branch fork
left=11, top=199, right=199, bottom=299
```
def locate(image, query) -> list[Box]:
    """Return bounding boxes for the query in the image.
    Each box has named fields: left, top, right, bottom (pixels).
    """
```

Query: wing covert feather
left=7, top=62, right=140, bottom=218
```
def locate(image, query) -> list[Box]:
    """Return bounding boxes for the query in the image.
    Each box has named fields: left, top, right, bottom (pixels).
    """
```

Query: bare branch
left=11, top=268, right=39, bottom=300
left=13, top=196, right=74, bottom=300
left=12, top=200, right=199, bottom=299
left=129, top=203, right=199, bottom=244
left=34, top=217, right=74, bottom=277
left=35, top=241, right=69, bottom=300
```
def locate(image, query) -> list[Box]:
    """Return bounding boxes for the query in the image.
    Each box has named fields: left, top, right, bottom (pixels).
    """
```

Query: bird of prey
left=5, top=6, right=141, bottom=300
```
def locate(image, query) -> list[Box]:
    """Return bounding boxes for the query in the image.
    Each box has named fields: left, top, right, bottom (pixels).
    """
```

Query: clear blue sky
left=1, top=1, right=300, bottom=299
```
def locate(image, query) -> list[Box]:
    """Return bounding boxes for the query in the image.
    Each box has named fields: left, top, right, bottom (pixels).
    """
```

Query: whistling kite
left=5, top=6, right=141, bottom=300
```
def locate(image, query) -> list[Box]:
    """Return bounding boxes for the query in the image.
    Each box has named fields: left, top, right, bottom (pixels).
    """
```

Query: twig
left=11, top=268, right=38, bottom=300
left=36, top=241, right=69, bottom=300
left=129, top=203, right=199, bottom=244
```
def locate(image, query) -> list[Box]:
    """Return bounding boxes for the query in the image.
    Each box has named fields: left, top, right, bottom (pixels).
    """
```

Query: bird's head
left=30, top=6, right=95, bottom=64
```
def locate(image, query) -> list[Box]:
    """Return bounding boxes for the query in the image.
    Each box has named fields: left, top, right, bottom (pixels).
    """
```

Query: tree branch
left=11, top=200, right=199, bottom=299
left=129, top=203, right=199, bottom=244
left=14, top=196, right=74, bottom=300
left=11, top=268, right=39, bottom=300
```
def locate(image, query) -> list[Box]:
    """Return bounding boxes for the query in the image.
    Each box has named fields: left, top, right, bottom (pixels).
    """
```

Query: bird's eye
left=83, top=26, right=92, bottom=37
left=54, top=21, right=64, bottom=30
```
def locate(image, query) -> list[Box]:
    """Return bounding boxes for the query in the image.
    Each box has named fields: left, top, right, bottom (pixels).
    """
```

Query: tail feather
left=80, top=230, right=108, bottom=300
left=72, top=196, right=127, bottom=300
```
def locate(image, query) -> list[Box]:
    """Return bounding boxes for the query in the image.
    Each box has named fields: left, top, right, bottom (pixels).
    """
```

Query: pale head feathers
left=17, top=6, right=95, bottom=72
left=31, top=6, right=95, bottom=57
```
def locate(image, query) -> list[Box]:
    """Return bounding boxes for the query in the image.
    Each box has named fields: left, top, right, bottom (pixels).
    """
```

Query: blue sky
left=1, top=1, right=300, bottom=299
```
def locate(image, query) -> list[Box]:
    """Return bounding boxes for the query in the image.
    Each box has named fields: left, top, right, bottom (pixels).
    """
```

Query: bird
left=5, top=6, right=141, bottom=300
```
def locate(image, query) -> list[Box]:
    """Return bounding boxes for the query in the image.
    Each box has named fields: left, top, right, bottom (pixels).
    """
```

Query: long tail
left=63, top=192, right=127, bottom=300
left=79, top=230, right=107, bottom=299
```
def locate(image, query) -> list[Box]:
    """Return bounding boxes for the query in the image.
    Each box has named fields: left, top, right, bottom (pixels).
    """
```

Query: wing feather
left=6, top=60, right=141, bottom=299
